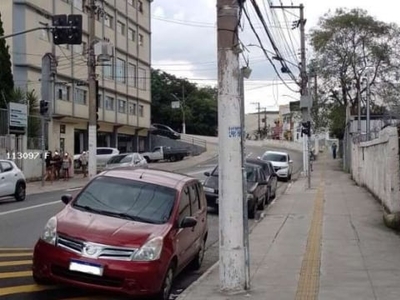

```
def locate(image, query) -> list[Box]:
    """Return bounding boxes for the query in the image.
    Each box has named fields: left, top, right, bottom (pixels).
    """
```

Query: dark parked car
left=32, top=168, right=208, bottom=300
left=151, top=123, right=181, bottom=140
left=246, top=158, right=278, bottom=202
left=203, top=163, right=268, bottom=219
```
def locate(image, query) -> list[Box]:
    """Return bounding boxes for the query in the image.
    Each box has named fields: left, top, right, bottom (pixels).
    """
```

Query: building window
left=56, top=84, right=70, bottom=101
left=128, top=63, right=136, bottom=87
left=97, top=93, right=102, bottom=108
left=138, top=34, right=143, bottom=46
left=138, top=0, right=143, bottom=12
left=139, top=105, right=144, bottom=117
left=138, top=67, right=146, bottom=90
left=128, top=102, right=136, bottom=115
left=104, top=61, right=114, bottom=79
left=116, top=58, right=126, bottom=83
left=105, top=14, right=113, bottom=28
left=117, top=21, right=125, bottom=36
left=74, top=88, right=87, bottom=105
left=73, top=0, right=83, bottom=10
left=105, top=96, right=114, bottom=111
left=118, top=99, right=127, bottom=113
left=128, top=0, right=135, bottom=6
left=128, top=28, right=135, bottom=41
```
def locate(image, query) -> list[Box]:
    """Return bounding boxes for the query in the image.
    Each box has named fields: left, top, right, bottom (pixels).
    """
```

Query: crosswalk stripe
left=0, top=284, right=57, bottom=296
left=0, top=271, right=32, bottom=279
left=0, top=253, right=32, bottom=258
left=0, top=260, right=31, bottom=267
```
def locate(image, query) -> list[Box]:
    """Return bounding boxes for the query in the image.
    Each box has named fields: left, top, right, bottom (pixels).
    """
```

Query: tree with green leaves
left=0, top=12, right=14, bottom=108
left=151, top=69, right=218, bottom=136
left=310, top=8, right=400, bottom=138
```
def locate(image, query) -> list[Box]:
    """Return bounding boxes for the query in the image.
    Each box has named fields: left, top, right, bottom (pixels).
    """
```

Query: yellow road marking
left=0, top=260, right=31, bottom=267
left=0, top=248, right=32, bottom=251
left=295, top=161, right=326, bottom=300
left=0, top=253, right=32, bottom=258
left=0, top=270, right=32, bottom=279
left=0, top=284, right=57, bottom=296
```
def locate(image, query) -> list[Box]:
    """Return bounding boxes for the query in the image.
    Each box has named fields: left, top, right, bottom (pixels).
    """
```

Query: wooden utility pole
left=217, top=0, right=246, bottom=292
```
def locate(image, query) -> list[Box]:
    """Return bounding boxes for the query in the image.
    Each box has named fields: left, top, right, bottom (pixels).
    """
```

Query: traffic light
left=52, top=14, right=68, bottom=45
left=67, top=14, right=83, bottom=45
left=301, top=121, right=311, bottom=137
left=39, top=100, right=49, bottom=115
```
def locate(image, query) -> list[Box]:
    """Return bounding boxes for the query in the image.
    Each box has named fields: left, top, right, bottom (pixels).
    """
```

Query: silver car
left=105, top=153, right=148, bottom=170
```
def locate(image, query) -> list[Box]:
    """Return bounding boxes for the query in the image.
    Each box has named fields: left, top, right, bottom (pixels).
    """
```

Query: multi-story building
left=2, top=0, right=151, bottom=155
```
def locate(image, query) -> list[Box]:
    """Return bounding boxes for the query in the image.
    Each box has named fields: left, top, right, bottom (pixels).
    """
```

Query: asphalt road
left=0, top=146, right=302, bottom=300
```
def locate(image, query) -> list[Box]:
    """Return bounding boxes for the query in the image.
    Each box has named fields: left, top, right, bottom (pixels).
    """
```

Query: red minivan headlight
left=131, top=236, right=163, bottom=261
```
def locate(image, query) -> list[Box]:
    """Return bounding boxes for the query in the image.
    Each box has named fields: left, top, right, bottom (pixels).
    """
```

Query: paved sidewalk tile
left=26, top=145, right=218, bottom=195
left=177, top=155, right=400, bottom=300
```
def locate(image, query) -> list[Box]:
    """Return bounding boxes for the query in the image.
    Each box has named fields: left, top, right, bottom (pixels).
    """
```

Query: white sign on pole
left=9, top=102, right=28, bottom=127
left=171, top=101, right=180, bottom=109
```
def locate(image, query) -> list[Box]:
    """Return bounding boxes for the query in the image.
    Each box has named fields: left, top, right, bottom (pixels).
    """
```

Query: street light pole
left=182, top=84, right=186, bottom=134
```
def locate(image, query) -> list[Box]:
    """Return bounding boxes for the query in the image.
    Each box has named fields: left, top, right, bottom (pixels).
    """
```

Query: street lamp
left=171, top=93, right=186, bottom=134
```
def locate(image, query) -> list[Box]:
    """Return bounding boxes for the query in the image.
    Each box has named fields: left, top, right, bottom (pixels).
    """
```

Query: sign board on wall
left=9, top=102, right=28, bottom=127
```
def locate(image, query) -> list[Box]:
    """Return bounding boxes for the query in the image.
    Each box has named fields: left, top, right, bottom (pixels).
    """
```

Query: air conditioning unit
left=94, top=41, right=114, bottom=62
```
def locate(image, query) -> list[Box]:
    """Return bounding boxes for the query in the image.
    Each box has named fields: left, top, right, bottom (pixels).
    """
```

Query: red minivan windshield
left=72, top=176, right=176, bottom=224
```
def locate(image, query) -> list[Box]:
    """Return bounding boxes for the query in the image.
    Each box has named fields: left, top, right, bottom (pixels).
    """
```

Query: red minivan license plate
left=69, top=259, right=104, bottom=276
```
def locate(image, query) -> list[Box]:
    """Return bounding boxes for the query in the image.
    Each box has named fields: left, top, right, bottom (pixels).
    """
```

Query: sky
left=150, top=0, right=400, bottom=113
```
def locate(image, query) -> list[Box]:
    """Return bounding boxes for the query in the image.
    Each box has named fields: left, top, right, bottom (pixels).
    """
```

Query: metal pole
left=41, top=116, right=45, bottom=187
left=357, top=80, right=362, bottom=134
left=87, top=0, right=97, bottom=178
left=257, top=102, right=260, bottom=136
left=182, top=83, right=186, bottom=134
left=366, top=73, right=371, bottom=141
left=217, top=0, right=245, bottom=292
left=239, top=68, right=250, bottom=290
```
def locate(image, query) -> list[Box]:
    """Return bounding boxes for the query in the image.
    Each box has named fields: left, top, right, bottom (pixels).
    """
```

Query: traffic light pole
left=87, top=0, right=97, bottom=179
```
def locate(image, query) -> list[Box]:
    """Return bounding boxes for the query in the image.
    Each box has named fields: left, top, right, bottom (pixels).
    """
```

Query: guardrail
left=181, top=135, right=207, bottom=149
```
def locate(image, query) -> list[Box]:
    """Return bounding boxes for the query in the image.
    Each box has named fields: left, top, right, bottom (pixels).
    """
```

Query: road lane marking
left=0, top=260, right=31, bottom=267
left=0, top=284, right=57, bottom=296
left=0, top=271, right=32, bottom=279
left=65, top=187, right=82, bottom=192
left=0, top=200, right=61, bottom=216
left=0, top=253, right=32, bottom=258
left=295, top=162, right=326, bottom=300
left=0, top=248, right=32, bottom=251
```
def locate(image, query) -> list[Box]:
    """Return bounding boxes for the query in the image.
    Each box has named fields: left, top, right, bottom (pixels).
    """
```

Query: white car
left=0, top=160, right=26, bottom=202
left=74, top=147, right=120, bottom=169
left=259, top=151, right=293, bottom=181
left=104, top=152, right=148, bottom=170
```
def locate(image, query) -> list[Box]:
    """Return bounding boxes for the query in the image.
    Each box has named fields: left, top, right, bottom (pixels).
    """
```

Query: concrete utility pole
left=365, top=73, right=371, bottom=140
left=87, top=0, right=97, bottom=178
left=271, top=3, right=310, bottom=185
left=357, top=80, right=362, bottom=134
left=182, top=83, right=186, bottom=134
left=217, top=0, right=246, bottom=292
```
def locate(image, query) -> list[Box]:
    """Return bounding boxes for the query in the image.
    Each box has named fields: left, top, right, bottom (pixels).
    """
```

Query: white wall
left=351, top=127, right=400, bottom=213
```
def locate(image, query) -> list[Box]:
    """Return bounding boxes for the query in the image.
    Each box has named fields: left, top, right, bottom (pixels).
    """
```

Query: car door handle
left=14, top=174, right=18, bottom=176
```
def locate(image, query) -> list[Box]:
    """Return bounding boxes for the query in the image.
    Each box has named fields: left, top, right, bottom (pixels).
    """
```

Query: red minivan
left=32, top=168, right=208, bottom=300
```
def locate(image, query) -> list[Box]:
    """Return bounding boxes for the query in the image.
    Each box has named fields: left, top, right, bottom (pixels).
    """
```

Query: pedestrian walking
left=62, top=153, right=72, bottom=181
left=53, top=151, right=62, bottom=180
left=80, top=151, right=88, bottom=177
left=332, top=142, right=337, bottom=159
left=44, top=151, right=54, bottom=183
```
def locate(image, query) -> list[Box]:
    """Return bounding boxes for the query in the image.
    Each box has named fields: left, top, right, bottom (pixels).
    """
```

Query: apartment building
left=2, top=0, right=152, bottom=155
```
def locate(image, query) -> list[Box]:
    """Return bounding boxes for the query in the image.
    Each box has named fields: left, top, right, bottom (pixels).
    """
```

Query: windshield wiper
left=73, top=204, right=111, bottom=215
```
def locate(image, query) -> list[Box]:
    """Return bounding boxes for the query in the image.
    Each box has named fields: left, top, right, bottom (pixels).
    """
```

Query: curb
left=176, top=172, right=296, bottom=300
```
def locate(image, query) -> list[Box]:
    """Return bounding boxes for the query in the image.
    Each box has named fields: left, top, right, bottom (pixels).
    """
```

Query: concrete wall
left=150, top=135, right=206, bottom=156
left=351, top=127, right=400, bottom=213
left=247, top=139, right=303, bottom=152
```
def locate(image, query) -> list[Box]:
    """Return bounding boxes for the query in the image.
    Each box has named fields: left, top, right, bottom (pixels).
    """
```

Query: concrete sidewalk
left=178, top=155, right=400, bottom=300
left=26, top=144, right=218, bottom=195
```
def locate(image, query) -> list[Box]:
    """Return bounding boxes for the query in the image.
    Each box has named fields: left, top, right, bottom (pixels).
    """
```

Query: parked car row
left=203, top=150, right=292, bottom=218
